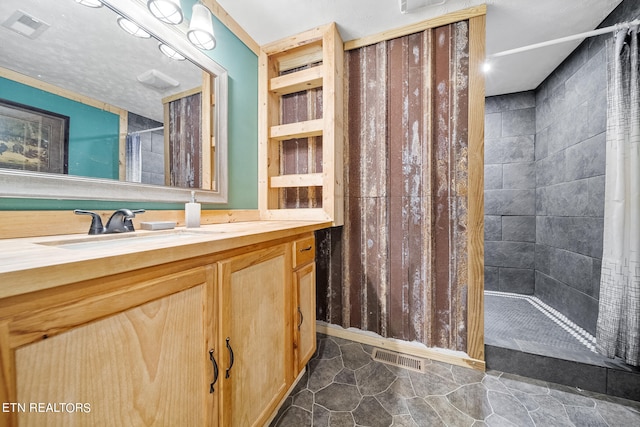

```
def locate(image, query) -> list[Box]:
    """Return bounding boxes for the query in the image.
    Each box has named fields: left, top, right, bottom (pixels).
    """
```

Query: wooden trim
left=0, top=321, right=16, bottom=427
left=274, top=42, right=324, bottom=73
left=270, top=173, right=323, bottom=188
left=269, top=119, right=324, bottom=140
left=200, top=0, right=260, bottom=55
left=344, top=5, right=488, bottom=51
left=261, top=25, right=330, bottom=56
left=0, top=210, right=261, bottom=239
left=0, top=66, right=127, bottom=117
left=467, top=15, right=486, bottom=362
left=260, top=208, right=331, bottom=222
left=317, top=322, right=485, bottom=371
left=9, top=267, right=208, bottom=349
left=161, top=86, right=203, bottom=105
left=118, top=113, right=128, bottom=181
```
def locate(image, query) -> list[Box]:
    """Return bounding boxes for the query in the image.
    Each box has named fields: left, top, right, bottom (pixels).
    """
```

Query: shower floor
left=484, top=291, right=606, bottom=365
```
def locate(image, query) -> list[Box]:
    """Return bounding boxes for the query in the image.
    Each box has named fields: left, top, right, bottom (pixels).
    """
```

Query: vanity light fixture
left=187, top=3, right=216, bottom=50
left=117, top=17, right=151, bottom=38
left=158, top=43, right=186, bottom=61
left=147, top=0, right=183, bottom=25
left=75, top=0, right=103, bottom=8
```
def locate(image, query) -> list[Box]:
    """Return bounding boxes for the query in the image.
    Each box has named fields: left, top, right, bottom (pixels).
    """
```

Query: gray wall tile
left=502, top=216, right=535, bottom=242
left=502, top=108, right=536, bottom=137
left=503, top=162, right=535, bottom=189
left=485, top=266, right=499, bottom=291
left=536, top=181, right=590, bottom=216
left=498, top=268, right=534, bottom=294
left=536, top=216, right=603, bottom=258
left=485, top=189, right=535, bottom=215
left=549, top=248, right=593, bottom=295
left=484, top=164, right=503, bottom=190
left=565, top=133, right=606, bottom=181
left=484, top=215, right=502, bottom=241
left=485, top=136, right=535, bottom=164
left=485, top=113, right=502, bottom=139
left=485, top=241, right=535, bottom=269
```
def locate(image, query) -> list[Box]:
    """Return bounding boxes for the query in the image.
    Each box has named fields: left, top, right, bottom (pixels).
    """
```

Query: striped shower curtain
left=596, top=25, right=640, bottom=366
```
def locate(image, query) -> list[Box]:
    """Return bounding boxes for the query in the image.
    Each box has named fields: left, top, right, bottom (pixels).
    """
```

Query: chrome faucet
left=74, top=209, right=145, bottom=235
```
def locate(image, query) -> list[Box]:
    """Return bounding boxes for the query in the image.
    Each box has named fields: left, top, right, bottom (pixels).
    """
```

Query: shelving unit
left=258, top=23, right=344, bottom=225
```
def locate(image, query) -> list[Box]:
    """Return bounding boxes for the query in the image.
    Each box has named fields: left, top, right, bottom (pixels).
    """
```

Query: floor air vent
left=372, top=348, right=426, bottom=373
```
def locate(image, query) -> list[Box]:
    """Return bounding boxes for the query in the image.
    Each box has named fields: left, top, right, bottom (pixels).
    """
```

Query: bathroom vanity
left=0, top=220, right=327, bottom=427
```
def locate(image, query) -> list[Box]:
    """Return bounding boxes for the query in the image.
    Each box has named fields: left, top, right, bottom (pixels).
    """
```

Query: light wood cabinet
left=217, top=244, right=292, bottom=427
left=7, top=265, right=217, bottom=427
left=0, top=230, right=318, bottom=427
left=292, top=237, right=316, bottom=373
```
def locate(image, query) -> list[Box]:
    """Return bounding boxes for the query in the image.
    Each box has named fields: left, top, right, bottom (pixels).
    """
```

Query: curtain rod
left=488, top=19, right=640, bottom=59
left=129, top=126, right=164, bottom=135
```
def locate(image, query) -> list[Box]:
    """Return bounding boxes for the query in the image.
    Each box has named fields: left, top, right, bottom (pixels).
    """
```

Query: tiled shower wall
left=485, top=0, right=640, bottom=335
left=484, top=93, right=536, bottom=294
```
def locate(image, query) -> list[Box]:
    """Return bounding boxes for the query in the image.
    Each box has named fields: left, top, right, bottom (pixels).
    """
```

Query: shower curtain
left=596, top=26, right=640, bottom=367
left=125, top=133, right=142, bottom=183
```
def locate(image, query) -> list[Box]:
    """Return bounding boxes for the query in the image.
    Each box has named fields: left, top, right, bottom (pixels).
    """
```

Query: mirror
left=0, top=0, right=228, bottom=203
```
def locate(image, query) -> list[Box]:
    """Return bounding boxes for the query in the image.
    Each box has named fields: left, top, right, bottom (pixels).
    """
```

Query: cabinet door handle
left=297, top=306, right=304, bottom=330
left=225, top=337, right=234, bottom=379
left=209, top=349, right=218, bottom=393
left=300, top=246, right=312, bottom=252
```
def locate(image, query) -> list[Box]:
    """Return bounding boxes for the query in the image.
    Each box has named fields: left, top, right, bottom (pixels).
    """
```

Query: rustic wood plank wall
left=315, top=20, right=474, bottom=353
left=279, top=66, right=324, bottom=209
left=167, top=93, right=202, bottom=188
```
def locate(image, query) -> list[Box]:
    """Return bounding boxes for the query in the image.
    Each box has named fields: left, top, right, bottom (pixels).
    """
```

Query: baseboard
left=317, top=321, right=485, bottom=371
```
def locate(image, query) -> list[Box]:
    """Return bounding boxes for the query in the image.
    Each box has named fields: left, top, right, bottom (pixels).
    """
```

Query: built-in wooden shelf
left=270, top=173, right=323, bottom=188
left=269, top=119, right=324, bottom=140
left=259, top=23, right=344, bottom=225
left=270, top=67, right=323, bottom=96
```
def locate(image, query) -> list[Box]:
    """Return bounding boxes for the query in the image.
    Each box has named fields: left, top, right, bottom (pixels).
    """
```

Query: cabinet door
left=294, top=262, right=316, bottom=373
left=13, top=266, right=217, bottom=427
left=218, top=244, right=292, bottom=427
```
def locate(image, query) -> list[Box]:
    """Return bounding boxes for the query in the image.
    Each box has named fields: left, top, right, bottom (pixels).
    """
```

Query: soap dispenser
left=185, top=191, right=201, bottom=228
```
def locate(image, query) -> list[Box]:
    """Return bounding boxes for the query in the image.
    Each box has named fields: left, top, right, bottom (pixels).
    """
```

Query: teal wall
left=0, top=2, right=258, bottom=211
left=0, top=77, right=120, bottom=179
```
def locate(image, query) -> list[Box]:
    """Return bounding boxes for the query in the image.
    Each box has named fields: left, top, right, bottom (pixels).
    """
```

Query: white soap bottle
left=185, top=191, right=201, bottom=228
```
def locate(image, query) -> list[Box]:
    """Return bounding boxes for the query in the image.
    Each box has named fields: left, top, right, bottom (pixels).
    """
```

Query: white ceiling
left=0, top=0, right=625, bottom=122
left=217, top=0, right=624, bottom=96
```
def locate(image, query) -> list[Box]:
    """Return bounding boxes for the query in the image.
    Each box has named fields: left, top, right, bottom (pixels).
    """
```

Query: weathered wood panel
left=321, top=21, right=474, bottom=353
left=279, top=65, right=324, bottom=209
left=167, top=93, right=202, bottom=188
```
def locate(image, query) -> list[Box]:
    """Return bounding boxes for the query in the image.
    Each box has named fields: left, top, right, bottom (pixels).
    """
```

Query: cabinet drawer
left=293, top=236, right=315, bottom=268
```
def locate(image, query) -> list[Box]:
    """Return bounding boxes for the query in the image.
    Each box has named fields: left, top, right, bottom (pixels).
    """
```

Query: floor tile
left=270, top=334, right=640, bottom=427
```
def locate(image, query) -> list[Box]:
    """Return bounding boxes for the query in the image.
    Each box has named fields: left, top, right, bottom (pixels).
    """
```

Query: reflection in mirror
left=0, top=0, right=228, bottom=203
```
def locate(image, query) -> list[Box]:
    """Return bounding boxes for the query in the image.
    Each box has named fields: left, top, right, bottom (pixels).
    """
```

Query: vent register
left=2, top=10, right=49, bottom=39
left=371, top=348, right=426, bottom=373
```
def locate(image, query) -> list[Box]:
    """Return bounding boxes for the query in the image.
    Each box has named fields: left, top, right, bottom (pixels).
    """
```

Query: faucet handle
left=74, top=209, right=104, bottom=235
left=125, top=209, right=146, bottom=232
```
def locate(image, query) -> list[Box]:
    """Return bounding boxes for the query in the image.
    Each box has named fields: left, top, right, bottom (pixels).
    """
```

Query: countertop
left=0, top=220, right=331, bottom=299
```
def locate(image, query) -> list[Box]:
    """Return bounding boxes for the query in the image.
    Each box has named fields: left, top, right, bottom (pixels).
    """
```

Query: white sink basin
left=37, top=229, right=220, bottom=250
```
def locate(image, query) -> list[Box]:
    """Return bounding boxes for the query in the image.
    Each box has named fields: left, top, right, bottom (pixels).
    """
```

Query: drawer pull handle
left=300, top=246, right=312, bottom=252
left=209, top=349, right=218, bottom=393
left=297, top=306, right=304, bottom=330
left=225, top=337, right=234, bottom=379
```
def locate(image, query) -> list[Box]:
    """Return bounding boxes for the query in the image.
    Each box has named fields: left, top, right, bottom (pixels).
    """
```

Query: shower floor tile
left=485, top=291, right=598, bottom=364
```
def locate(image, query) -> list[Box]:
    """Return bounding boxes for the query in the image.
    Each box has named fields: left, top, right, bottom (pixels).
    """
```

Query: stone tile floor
left=270, top=334, right=640, bottom=426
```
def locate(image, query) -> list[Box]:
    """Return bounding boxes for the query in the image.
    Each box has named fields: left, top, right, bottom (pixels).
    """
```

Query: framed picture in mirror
left=0, top=98, right=69, bottom=174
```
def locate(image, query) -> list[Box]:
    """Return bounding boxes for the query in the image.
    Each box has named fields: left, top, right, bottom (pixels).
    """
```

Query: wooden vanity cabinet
left=4, top=263, right=218, bottom=427
left=0, top=229, right=319, bottom=427
left=217, top=243, right=292, bottom=427
left=292, top=236, right=317, bottom=374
